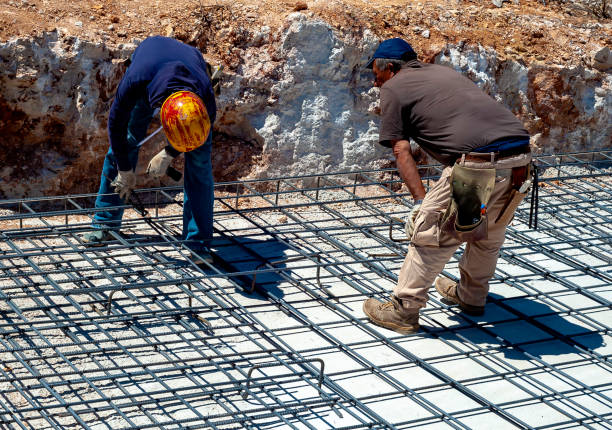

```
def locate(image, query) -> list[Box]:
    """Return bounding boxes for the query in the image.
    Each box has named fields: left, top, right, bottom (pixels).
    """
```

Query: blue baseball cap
left=365, top=38, right=417, bottom=69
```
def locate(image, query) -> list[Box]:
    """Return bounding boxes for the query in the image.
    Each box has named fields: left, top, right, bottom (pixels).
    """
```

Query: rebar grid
left=0, top=150, right=610, bottom=429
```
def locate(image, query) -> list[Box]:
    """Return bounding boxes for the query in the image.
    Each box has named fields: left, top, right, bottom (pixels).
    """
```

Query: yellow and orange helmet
left=160, top=91, right=211, bottom=152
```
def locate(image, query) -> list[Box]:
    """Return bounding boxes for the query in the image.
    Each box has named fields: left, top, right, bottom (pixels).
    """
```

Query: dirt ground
left=0, top=0, right=610, bottom=67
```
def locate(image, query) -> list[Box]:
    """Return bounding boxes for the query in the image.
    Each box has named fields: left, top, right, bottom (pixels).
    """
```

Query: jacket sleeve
left=108, top=77, right=147, bottom=171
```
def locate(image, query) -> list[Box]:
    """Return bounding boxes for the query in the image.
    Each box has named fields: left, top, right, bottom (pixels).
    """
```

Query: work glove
left=111, top=170, right=136, bottom=201
left=405, top=202, right=422, bottom=239
left=146, top=148, right=175, bottom=180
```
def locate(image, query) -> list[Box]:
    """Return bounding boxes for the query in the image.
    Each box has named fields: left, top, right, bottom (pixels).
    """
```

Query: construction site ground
left=1, top=0, right=611, bottom=426
left=0, top=151, right=610, bottom=428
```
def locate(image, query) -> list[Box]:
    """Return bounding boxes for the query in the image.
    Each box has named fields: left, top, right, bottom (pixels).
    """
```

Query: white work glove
left=405, top=203, right=422, bottom=238
left=111, top=170, right=136, bottom=201
left=146, top=148, right=175, bottom=179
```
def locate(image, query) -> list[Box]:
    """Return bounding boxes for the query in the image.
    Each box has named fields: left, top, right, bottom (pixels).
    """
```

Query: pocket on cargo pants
left=411, top=210, right=443, bottom=247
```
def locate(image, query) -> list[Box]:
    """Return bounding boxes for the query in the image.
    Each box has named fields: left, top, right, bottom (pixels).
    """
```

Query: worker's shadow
left=442, top=293, right=605, bottom=360
left=131, top=234, right=290, bottom=299
left=209, top=235, right=291, bottom=300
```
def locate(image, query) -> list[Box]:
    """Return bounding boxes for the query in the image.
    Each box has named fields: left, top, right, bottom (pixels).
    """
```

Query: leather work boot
left=435, top=277, right=485, bottom=316
left=363, top=296, right=420, bottom=334
left=81, top=229, right=115, bottom=247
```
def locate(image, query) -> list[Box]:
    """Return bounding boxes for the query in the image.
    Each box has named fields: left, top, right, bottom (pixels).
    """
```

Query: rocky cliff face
left=0, top=31, right=132, bottom=197
left=0, top=11, right=610, bottom=198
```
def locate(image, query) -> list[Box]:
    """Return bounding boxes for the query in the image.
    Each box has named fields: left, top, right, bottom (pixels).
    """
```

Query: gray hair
left=374, top=58, right=408, bottom=72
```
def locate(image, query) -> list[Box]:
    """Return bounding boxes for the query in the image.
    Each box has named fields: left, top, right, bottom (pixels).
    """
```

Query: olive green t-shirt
left=379, top=60, right=530, bottom=166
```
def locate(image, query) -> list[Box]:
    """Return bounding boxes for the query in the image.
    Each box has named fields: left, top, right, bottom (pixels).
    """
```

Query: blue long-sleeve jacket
left=108, top=36, right=216, bottom=171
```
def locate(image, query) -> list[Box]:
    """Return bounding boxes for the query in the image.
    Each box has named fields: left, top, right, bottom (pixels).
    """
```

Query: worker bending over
left=83, top=36, right=220, bottom=264
left=363, top=38, right=533, bottom=333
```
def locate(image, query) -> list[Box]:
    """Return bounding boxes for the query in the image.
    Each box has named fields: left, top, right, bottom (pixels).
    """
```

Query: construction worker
left=83, top=36, right=221, bottom=264
left=362, top=38, right=533, bottom=333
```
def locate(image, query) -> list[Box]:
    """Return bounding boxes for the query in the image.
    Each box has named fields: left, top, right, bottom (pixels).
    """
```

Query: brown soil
left=1, top=0, right=610, bottom=67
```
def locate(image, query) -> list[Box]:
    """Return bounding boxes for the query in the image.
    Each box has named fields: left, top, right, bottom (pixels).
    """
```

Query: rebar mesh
left=0, top=150, right=610, bottom=429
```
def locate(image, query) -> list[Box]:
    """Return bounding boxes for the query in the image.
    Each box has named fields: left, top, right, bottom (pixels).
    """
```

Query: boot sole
left=363, top=302, right=420, bottom=334
left=83, top=237, right=114, bottom=247
left=83, top=242, right=106, bottom=248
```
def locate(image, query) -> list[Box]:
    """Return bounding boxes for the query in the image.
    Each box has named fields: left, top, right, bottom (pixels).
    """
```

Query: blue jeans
left=93, top=97, right=214, bottom=251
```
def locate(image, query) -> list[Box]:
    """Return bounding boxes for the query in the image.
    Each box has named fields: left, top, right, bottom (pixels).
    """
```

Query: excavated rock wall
left=0, top=30, right=134, bottom=198
left=1, top=14, right=610, bottom=198
left=438, top=43, right=611, bottom=153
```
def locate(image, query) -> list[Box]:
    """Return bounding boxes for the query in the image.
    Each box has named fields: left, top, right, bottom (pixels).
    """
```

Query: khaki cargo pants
left=394, top=152, right=532, bottom=310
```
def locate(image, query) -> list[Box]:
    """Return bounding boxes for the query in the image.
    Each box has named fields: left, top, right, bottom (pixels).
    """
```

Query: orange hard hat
left=160, top=91, right=211, bottom=152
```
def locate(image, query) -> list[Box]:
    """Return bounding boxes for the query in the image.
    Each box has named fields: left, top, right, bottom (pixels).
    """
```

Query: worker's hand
left=146, top=148, right=175, bottom=179
left=111, top=170, right=136, bottom=201
left=405, top=203, right=422, bottom=239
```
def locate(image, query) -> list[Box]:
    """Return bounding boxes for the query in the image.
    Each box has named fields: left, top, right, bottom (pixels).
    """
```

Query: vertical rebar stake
left=155, top=190, right=159, bottom=218
left=275, top=180, right=280, bottom=206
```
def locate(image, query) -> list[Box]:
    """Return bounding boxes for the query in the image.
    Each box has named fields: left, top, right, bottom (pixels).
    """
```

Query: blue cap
left=365, top=38, right=417, bottom=69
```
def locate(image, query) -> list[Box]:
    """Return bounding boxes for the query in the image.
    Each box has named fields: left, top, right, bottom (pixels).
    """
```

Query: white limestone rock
left=593, top=46, right=612, bottom=71
left=241, top=14, right=387, bottom=178
left=0, top=17, right=610, bottom=198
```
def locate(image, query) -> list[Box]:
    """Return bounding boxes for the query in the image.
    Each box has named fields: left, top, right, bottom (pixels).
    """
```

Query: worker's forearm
left=399, top=158, right=426, bottom=201
left=394, top=141, right=426, bottom=201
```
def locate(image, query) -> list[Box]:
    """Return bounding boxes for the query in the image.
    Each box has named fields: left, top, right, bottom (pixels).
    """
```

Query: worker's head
left=160, top=91, right=211, bottom=152
left=365, top=38, right=417, bottom=87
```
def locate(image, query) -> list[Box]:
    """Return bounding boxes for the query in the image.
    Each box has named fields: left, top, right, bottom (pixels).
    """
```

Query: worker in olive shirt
left=363, top=38, right=533, bottom=333
left=83, top=36, right=220, bottom=264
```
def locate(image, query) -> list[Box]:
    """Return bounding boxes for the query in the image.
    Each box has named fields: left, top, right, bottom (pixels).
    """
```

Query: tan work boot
left=435, top=277, right=485, bottom=316
left=363, top=296, right=420, bottom=334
